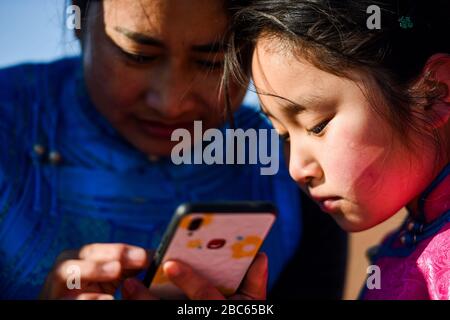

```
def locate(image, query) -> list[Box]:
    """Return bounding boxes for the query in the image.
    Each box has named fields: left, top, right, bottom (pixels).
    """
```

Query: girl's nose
left=288, top=148, right=323, bottom=187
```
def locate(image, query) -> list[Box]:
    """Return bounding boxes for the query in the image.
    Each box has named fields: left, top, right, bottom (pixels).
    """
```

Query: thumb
left=122, top=278, right=159, bottom=300
left=236, top=253, right=268, bottom=300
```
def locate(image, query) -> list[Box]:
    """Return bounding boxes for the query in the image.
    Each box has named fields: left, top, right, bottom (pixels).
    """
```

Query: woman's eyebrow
left=114, top=26, right=224, bottom=54
left=114, top=26, right=165, bottom=47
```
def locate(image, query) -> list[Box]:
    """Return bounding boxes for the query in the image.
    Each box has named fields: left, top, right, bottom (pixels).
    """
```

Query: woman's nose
left=145, top=66, right=197, bottom=119
left=145, top=90, right=195, bottom=119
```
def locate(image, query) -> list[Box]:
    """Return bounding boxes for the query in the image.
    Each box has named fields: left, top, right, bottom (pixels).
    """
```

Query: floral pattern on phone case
left=149, top=212, right=275, bottom=299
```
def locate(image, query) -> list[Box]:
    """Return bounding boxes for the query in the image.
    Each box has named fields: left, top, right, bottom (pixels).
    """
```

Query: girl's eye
left=307, top=119, right=331, bottom=136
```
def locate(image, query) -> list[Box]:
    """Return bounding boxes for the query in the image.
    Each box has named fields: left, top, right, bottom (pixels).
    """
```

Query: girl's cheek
left=324, top=123, right=387, bottom=195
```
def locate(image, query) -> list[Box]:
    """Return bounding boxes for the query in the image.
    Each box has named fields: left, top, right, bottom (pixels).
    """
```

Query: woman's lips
left=137, top=119, right=193, bottom=139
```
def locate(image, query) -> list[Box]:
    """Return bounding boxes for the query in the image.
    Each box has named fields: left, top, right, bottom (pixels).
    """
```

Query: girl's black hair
left=223, top=0, right=450, bottom=163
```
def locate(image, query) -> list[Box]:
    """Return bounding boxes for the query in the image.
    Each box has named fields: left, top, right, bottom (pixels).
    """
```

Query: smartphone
left=143, top=201, right=277, bottom=299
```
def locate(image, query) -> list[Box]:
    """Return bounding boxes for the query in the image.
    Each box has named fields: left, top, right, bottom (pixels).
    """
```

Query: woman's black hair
left=71, top=0, right=249, bottom=32
left=223, top=0, right=450, bottom=163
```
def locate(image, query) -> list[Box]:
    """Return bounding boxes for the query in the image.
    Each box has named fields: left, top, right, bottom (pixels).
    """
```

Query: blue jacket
left=0, top=58, right=302, bottom=299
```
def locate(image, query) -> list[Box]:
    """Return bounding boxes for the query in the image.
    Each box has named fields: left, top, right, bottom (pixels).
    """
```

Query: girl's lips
left=312, top=196, right=342, bottom=213
left=138, top=119, right=193, bottom=139
left=320, top=198, right=341, bottom=212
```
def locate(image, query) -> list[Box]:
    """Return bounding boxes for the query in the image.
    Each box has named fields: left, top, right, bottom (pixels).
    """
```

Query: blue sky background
left=0, top=0, right=80, bottom=68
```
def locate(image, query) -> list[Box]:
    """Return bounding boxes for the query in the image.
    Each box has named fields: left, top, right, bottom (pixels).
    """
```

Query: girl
left=224, top=0, right=450, bottom=299
left=0, top=0, right=347, bottom=299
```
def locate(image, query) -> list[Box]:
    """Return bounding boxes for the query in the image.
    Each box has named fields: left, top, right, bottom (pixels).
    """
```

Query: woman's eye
left=122, top=51, right=157, bottom=64
left=307, top=119, right=330, bottom=136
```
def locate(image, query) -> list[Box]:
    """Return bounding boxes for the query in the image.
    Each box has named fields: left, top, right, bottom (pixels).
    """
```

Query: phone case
left=145, top=202, right=277, bottom=299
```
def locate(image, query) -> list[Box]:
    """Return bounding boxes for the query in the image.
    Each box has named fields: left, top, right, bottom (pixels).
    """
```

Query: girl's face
left=81, top=0, right=245, bottom=156
left=252, top=37, right=437, bottom=232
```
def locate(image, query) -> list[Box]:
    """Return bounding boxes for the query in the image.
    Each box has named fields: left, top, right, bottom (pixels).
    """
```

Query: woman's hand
left=40, top=243, right=150, bottom=300
left=122, top=252, right=268, bottom=300
left=41, top=243, right=268, bottom=300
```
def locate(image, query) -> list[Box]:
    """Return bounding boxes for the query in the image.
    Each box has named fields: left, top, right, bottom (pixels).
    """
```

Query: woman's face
left=80, top=0, right=245, bottom=156
left=251, top=37, right=437, bottom=232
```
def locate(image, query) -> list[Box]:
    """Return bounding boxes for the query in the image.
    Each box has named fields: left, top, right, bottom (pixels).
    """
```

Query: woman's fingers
left=163, top=261, right=225, bottom=300
left=41, top=244, right=153, bottom=299
left=78, top=243, right=149, bottom=269
left=121, top=278, right=159, bottom=300
left=55, top=259, right=122, bottom=285
left=63, top=293, right=115, bottom=300
left=234, top=253, right=268, bottom=300
left=44, top=260, right=121, bottom=298
left=44, top=246, right=266, bottom=301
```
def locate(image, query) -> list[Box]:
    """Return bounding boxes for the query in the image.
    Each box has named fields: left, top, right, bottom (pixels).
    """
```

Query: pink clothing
left=362, top=223, right=449, bottom=299
left=362, top=164, right=450, bottom=300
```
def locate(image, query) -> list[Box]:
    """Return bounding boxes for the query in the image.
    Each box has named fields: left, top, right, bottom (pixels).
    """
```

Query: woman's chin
left=128, top=136, right=180, bottom=158
left=140, top=142, right=178, bottom=158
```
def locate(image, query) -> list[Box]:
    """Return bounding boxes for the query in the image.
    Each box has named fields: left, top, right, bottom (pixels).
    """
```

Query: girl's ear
left=423, top=54, right=450, bottom=128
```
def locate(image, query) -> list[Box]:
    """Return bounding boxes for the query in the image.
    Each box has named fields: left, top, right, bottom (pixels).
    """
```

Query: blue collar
left=364, top=163, right=450, bottom=264
left=415, top=162, right=450, bottom=224
left=397, top=162, right=450, bottom=248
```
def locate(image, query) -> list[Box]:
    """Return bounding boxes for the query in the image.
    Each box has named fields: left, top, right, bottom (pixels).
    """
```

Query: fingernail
left=126, top=248, right=146, bottom=261
left=102, top=261, right=120, bottom=273
left=97, top=294, right=114, bottom=300
left=163, top=261, right=182, bottom=278
left=123, top=278, right=136, bottom=295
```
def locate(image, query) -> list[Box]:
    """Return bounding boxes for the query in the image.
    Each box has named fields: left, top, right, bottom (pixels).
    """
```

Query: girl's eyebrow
left=259, top=91, right=325, bottom=118
left=259, top=99, right=305, bottom=123
left=260, top=92, right=305, bottom=112
left=280, top=100, right=307, bottom=117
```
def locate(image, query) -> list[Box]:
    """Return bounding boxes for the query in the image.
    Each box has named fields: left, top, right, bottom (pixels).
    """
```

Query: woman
left=0, top=0, right=347, bottom=299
